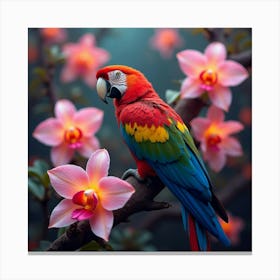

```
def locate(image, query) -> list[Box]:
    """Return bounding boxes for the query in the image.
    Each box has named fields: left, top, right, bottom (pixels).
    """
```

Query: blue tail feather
left=194, top=220, right=208, bottom=251
left=154, top=164, right=230, bottom=247
left=181, top=205, right=188, bottom=232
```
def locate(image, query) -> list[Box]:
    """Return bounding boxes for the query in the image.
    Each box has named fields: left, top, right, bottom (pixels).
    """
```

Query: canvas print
left=28, top=28, right=251, bottom=252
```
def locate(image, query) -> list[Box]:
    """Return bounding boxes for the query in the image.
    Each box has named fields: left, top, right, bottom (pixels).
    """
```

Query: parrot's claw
left=122, top=168, right=154, bottom=188
left=121, top=168, right=146, bottom=182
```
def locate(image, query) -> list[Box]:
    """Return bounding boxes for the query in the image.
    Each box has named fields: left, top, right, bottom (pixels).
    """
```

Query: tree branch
left=229, top=50, right=251, bottom=68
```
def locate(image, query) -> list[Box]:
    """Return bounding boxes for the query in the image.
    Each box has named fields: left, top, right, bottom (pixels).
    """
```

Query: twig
left=229, top=50, right=251, bottom=68
left=37, top=28, right=58, bottom=108
left=204, top=28, right=227, bottom=45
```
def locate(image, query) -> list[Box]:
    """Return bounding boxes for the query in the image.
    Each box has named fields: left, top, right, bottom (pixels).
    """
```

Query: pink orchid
left=47, top=149, right=135, bottom=241
left=40, top=28, right=67, bottom=44
left=33, top=99, right=103, bottom=166
left=150, top=28, right=183, bottom=58
left=191, top=105, right=244, bottom=172
left=61, top=33, right=110, bottom=88
left=177, top=42, right=249, bottom=111
left=218, top=213, right=245, bottom=245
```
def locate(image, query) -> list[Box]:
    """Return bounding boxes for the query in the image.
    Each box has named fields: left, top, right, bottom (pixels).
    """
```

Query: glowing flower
left=61, top=34, right=110, bottom=87
left=33, top=99, right=103, bottom=166
left=242, top=163, right=252, bottom=180
left=47, top=149, right=135, bottom=241
left=177, top=42, right=249, bottom=111
left=40, top=28, right=67, bottom=44
left=150, top=28, right=183, bottom=58
left=218, top=213, right=245, bottom=245
left=239, top=107, right=252, bottom=126
left=191, top=105, right=244, bottom=172
left=28, top=43, right=38, bottom=63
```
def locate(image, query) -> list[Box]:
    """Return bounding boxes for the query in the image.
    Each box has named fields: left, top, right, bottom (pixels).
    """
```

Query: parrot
left=95, top=65, right=231, bottom=251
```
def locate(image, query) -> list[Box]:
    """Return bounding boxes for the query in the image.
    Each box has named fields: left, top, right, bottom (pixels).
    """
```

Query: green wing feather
left=120, top=119, right=212, bottom=202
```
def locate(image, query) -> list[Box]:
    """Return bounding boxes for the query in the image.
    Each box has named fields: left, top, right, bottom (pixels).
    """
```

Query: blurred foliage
left=28, top=159, right=50, bottom=201
left=109, top=228, right=156, bottom=251
left=80, top=240, right=113, bottom=251
left=165, top=89, right=181, bottom=105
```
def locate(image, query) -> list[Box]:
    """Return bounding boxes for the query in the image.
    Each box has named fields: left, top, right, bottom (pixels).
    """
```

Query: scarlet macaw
left=96, top=65, right=230, bottom=250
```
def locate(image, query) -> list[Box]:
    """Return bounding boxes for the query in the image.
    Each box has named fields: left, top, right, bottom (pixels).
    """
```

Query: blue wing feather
left=120, top=121, right=230, bottom=247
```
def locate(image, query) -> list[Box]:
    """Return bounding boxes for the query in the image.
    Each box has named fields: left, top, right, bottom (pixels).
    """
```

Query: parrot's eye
left=115, top=71, right=121, bottom=80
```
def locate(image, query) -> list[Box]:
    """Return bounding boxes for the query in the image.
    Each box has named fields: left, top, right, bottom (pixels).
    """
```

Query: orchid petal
left=218, top=60, right=249, bottom=86
left=74, top=108, right=103, bottom=136
left=51, top=144, right=74, bottom=167
left=89, top=205, right=113, bottom=241
left=190, top=118, right=211, bottom=141
left=177, top=50, right=207, bottom=77
left=54, top=99, right=76, bottom=124
left=78, top=136, right=100, bottom=158
left=180, top=78, right=204, bottom=99
left=208, top=85, right=232, bottom=111
left=62, top=43, right=76, bottom=56
left=80, top=34, right=95, bottom=47
left=219, top=121, right=244, bottom=135
left=207, top=105, right=225, bottom=122
left=98, top=176, right=135, bottom=211
left=205, top=42, right=227, bottom=64
left=33, top=118, right=64, bottom=146
left=61, top=65, right=77, bottom=83
left=47, top=164, right=89, bottom=199
left=221, top=137, right=243, bottom=156
left=204, top=149, right=226, bottom=172
left=48, top=199, right=76, bottom=228
left=93, top=48, right=111, bottom=65
left=86, top=149, right=110, bottom=186
left=83, top=72, right=98, bottom=88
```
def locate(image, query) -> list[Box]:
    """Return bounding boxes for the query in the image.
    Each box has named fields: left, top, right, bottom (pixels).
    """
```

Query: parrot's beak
left=96, top=77, right=122, bottom=104
left=96, top=78, right=111, bottom=104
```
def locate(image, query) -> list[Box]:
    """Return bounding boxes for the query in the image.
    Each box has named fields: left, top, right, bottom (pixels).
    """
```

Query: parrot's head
left=96, top=65, right=154, bottom=105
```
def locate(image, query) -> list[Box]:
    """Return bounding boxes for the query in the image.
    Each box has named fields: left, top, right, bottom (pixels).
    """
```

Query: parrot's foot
left=122, top=168, right=146, bottom=182
left=122, top=168, right=154, bottom=187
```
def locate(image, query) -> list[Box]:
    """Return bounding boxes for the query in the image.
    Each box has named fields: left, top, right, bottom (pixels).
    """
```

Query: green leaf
left=57, top=227, right=67, bottom=238
left=165, top=89, right=181, bottom=105
left=234, top=31, right=247, bottom=42
left=38, top=240, right=51, bottom=251
left=29, top=159, right=49, bottom=176
left=50, top=45, right=60, bottom=57
left=136, top=231, right=153, bottom=245
left=28, top=178, right=45, bottom=200
left=28, top=159, right=50, bottom=189
left=79, top=240, right=104, bottom=251
left=33, top=103, right=52, bottom=115
left=47, top=45, right=66, bottom=64
left=34, top=67, right=48, bottom=81
left=29, top=77, right=42, bottom=93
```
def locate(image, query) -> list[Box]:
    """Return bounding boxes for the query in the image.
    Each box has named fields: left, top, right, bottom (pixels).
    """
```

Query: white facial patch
left=108, top=70, right=127, bottom=95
